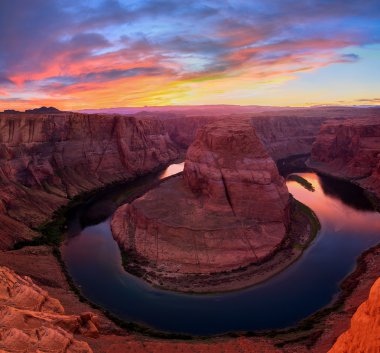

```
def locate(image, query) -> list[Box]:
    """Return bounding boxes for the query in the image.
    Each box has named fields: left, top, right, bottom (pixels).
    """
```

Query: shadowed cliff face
left=112, top=120, right=290, bottom=277
left=0, top=113, right=179, bottom=249
left=310, top=119, right=380, bottom=198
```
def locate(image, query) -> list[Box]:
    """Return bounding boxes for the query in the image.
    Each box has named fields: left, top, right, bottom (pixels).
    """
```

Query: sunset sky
left=1, top=0, right=380, bottom=110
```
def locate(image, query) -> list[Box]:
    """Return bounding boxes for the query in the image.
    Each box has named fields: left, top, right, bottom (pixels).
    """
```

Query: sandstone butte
left=111, top=119, right=290, bottom=279
left=309, top=118, right=380, bottom=199
left=328, top=277, right=380, bottom=353
left=0, top=266, right=98, bottom=353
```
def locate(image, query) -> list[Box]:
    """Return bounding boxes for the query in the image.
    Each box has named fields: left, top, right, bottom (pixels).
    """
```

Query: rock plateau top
left=112, top=120, right=290, bottom=279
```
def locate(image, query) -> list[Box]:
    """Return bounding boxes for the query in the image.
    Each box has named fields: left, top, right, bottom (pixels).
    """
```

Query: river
left=61, top=163, right=380, bottom=335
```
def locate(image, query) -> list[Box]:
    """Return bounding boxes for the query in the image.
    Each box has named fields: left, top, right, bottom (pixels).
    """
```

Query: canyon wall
left=310, top=119, right=380, bottom=198
left=112, top=120, right=290, bottom=279
left=0, top=113, right=179, bottom=248
left=1, top=109, right=379, bottom=248
left=159, top=114, right=326, bottom=160
left=159, top=107, right=380, bottom=161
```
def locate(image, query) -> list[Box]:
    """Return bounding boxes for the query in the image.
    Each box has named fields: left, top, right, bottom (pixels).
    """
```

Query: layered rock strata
left=158, top=107, right=380, bottom=161
left=0, top=266, right=97, bottom=353
left=2, top=108, right=379, bottom=249
left=309, top=119, right=380, bottom=199
left=0, top=113, right=179, bottom=249
left=112, top=120, right=290, bottom=280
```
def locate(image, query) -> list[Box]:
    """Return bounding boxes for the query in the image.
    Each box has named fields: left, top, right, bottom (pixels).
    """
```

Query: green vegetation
left=288, top=174, right=315, bottom=192
left=13, top=211, right=67, bottom=249
left=294, top=199, right=321, bottom=240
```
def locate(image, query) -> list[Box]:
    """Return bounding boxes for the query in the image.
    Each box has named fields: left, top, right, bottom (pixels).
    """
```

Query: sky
left=0, top=0, right=380, bottom=110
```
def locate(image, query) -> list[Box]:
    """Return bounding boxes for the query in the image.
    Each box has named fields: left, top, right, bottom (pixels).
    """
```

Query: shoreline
left=306, top=159, right=380, bottom=211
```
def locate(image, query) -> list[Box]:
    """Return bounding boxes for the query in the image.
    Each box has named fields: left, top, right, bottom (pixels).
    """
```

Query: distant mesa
left=3, top=109, right=21, bottom=114
left=2, top=106, right=61, bottom=114
left=24, top=106, right=61, bottom=113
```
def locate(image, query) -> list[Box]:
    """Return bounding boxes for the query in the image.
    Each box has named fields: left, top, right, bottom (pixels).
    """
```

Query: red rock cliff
left=0, top=113, right=179, bottom=248
left=183, top=120, right=289, bottom=222
left=310, top=119, right=380, bottom=198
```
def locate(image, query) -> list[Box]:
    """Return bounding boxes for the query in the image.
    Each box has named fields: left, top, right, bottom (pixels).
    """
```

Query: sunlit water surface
left=61, top=166, right=380, bottom=335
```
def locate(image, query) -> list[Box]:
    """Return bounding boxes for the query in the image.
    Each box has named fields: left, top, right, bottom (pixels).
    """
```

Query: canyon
left=111, top=119, right=296, bottom=291
left=0, top=113, right=179, bottom=249
left=0, top=107, right=380, bottom=352
left=309, top=118, right=380, bottom=201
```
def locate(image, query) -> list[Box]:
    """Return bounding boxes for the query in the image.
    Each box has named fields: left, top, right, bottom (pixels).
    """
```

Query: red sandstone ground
left=0, top=265, right=97, bottom=353
left=328, top=277, right=380, bottom=353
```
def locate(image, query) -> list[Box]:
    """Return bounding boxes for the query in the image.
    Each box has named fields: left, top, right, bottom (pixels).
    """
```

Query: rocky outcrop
left=112, top=120, right=290, bottom=283
left=0, top=266, right=97, bottom=353
left=309, top=119, right=380, bottom=198
left=328, top=277, right=380, bottom=353
left=0, top=113, right=179, bottom=249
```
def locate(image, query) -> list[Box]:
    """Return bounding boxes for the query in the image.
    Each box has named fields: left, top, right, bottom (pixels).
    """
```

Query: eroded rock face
left=0, top=266, right=97, bottom=353
left=183, top=120, right=290, bottom=222
left=0, top=113, right=179, bottom=249
left=112, top=120, right=290, bottom=276
left=328, top=277, right=380, bottom=353
left=310, top=119, right=380, bottom=198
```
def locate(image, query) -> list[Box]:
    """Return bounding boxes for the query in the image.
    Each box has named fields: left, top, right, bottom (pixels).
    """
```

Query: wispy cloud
left=1, top=0, right=380, bottom=109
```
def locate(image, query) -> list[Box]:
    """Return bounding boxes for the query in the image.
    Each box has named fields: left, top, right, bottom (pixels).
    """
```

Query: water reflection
left=61, top=166, right=380, bottom=335
left=318, top=174, right=374, bottom=211
left=158, top=162, right=184, bottom=179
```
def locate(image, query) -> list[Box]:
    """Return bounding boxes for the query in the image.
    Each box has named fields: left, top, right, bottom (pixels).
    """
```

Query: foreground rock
left=112, top=120, right=291, bottom=290
left=309, top=119, right=380, bottom=199
left=0, top=266, right=97, bottom=353
left=328, top=277, right=380, bottom=353
left=0, top=113, right=179, bottom=249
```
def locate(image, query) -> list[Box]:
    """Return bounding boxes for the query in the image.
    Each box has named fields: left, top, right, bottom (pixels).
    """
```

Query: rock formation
left=159, top=107, right=380, bottom=161
left=112, top=120, right=290, bottom=279
left=328, top=277, right=380, bottom=353
left=0, top=113, right=179, bottom=249
left=0, top=266, right=97, bottom=353
left=309, top=119, right=380, bottom=198
left=1, top=108, right=379, bottom=249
